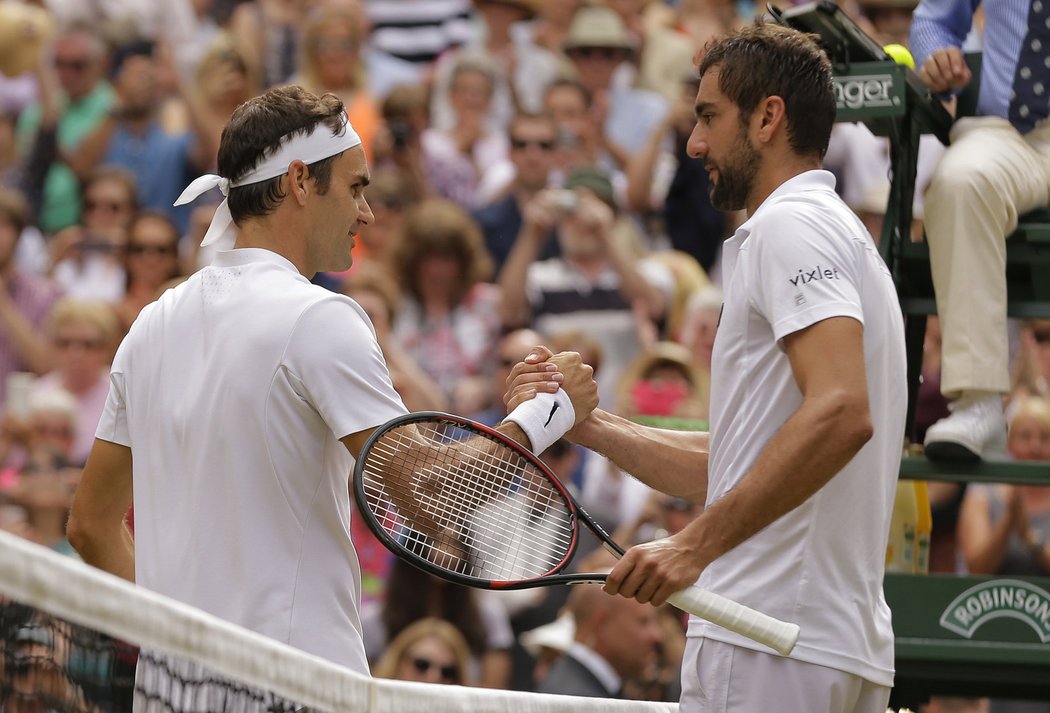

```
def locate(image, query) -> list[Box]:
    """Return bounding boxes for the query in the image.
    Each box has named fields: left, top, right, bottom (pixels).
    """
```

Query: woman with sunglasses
left=113, top=211, right=183, bottom=334
left=372, top=617, right=472, bottom=687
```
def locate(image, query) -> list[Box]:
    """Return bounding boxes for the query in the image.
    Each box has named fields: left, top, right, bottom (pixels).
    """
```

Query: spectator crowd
left=0, top=0, right=1047, bottom=709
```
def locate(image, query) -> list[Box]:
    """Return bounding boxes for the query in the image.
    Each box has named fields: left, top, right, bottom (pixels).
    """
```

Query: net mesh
left=0, top=530, right=677, bottom=713
left=360, top=420, right=576, bottom=583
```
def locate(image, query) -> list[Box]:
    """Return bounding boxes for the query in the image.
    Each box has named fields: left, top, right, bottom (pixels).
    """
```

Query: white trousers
left=923, top=116, right=1050, bottom=397
left=679, top=638, right=891, bottom=713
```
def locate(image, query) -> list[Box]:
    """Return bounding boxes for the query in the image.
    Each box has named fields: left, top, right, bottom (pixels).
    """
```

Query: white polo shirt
left=96, top=248, right=406, bottom=674
left=687, top=171, right=906, bottom=687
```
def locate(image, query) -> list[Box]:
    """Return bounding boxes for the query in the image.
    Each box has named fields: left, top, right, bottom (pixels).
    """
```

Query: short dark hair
left=698, top=22, right=836, bottom=160
left=218, top=85, right=347, bottom=224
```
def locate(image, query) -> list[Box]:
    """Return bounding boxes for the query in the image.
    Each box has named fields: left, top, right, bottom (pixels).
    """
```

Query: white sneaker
left=923, top=394, right=1007, bottom=461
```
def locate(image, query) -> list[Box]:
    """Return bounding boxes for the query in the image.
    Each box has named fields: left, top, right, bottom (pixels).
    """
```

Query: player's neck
left=746, top=153, right=822, bottom=216
left=234, top=212, right=311, bottom=276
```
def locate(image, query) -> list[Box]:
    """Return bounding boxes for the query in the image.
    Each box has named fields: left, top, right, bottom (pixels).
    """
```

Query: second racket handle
left=667, top=586, right=800, bottom=656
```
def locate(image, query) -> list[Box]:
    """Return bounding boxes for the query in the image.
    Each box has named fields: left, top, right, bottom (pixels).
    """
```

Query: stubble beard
left=708, top=129, right=761, bottom=212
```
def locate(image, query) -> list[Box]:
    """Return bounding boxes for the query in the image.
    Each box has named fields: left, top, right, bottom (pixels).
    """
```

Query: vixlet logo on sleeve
left=789, top=264, right=841, bottom=306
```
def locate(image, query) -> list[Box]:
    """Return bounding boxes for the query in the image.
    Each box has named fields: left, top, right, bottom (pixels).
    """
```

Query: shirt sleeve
left=285, top=295, right=407, bottom=439
left=910, top=0, right=977, bottom=69
left=95, top=345, right=131, bottom=446
left=748, top=203, right=865, bottom=343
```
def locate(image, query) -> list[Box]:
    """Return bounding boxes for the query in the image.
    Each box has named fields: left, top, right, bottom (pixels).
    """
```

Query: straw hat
left=0, top=2, right=53, bottom=78
left=564, top=6, right=638, bottom=52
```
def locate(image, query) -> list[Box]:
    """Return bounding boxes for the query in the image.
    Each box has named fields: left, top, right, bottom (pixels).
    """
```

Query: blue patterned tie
left=1009, top=0, right=1050, bottom=133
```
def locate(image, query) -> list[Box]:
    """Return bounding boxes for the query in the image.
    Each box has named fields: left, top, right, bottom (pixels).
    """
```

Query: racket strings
left=361, top=422, right=575, bottom=581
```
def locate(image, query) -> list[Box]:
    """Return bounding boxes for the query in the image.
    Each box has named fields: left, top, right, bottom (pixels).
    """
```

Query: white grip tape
left=667, top=586, right=800, bottom=656
left=502, top=389, right=575, bottom=456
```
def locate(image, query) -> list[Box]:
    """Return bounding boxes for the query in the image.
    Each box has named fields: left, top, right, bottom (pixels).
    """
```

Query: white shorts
left=680, top=637, right=891, bottom=713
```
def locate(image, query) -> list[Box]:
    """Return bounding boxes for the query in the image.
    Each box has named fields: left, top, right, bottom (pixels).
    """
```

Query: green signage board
left=832, top=61, right=907, bottom=121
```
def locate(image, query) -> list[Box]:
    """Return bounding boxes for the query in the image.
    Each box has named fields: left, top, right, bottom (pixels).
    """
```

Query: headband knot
left=174, top=113, right=362, bottom=247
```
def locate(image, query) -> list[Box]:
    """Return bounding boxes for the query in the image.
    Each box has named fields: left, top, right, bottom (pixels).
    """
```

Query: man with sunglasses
left=15, top=23, right=113, bottom=234
left=472, top=112, right=562, bottom=274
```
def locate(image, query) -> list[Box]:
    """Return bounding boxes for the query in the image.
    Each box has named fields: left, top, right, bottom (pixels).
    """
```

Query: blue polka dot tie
left=1010, top=0, right=1050, bottom=133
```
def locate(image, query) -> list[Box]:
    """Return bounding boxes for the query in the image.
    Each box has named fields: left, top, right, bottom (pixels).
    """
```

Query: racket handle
left=667, top=586, right=800, bottom=656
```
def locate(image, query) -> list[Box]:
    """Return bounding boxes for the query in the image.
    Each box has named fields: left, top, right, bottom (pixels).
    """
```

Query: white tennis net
left=0, top=530, right=677, bottom=712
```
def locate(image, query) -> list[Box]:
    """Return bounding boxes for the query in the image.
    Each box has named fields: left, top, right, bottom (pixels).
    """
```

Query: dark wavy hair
left=218, top=85, right=347, bottom=224
left=698, top=22, right=836, bottom=160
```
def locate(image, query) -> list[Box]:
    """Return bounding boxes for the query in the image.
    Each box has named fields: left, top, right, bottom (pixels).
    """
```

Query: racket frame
left=353, top=411, right=624, bottom=590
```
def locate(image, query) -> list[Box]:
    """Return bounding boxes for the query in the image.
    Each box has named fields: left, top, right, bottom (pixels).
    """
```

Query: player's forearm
left=572, top=408, right=709, bottom=503
left=683, top=389, right=873, bottom=564
left=68, top=518, right=136, bottom=582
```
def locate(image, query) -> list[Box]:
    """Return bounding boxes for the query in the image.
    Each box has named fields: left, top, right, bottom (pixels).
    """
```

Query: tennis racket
left=352, top=412, right=800, bottom=656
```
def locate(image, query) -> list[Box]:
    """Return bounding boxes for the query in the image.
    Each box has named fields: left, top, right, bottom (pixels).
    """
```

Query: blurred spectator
left=48, top=167, right=137, bottom=303
left=535, top=579, right=662, bottom=699
left=0, top=189, right=61, bottom=401
left=471, top=111, right=561, bottom=273
left=342, top=262, right=447, bottom=413
left=364, top=0, right=476, bottom=78
left=347, top=168, right=409, bottom=273
left=511, top=0, right=583, bottom=57
left=519, top=611, right=574, bottom=688
left=604, top=0, right=697, bottom=104
left=372, top=617, right=474, bottom=686
left=1, top=110, right=19, bottom=188
left=388, top=199, right=500, bottom=413
left=422, top=55, right=509, bottom=208
left=361, top=556, right=513, bottom=688
left=956, top=395, right=1050, bottom=713
left=293, top=4, right=380, bottom=161
left=430, top=0, right=556, bottom=133
left=44, top=0, right=204, bottom=84
left=912, top=0, right=1050, bottom=462
left=542, top=78, right=601, bottom=179
left=562, top=5, right=668, bottom=173
left=671, top=0, right=747, bottom=49
left=375, top=83, right=433, bottom=203
left=15, top=23, right=113, bottom=234
left=1013, top=319, right=1050, bottom=399
left=32, top=298, right=119, bottom=466
left=0, top=386, right=80, bottom=552
left=615, top=341, right=708, bottom=425
left=228, top=0, right=308, bottom=89
left=626, top=74, right=729, bottom=273
left=161, top=36, right=258, bottom=172
left=677, top=284, right=721, bottom=382
left=957, top=396, right=1050, bottom=576
left=65, top=41, right=210, bottom=233
left=499, top=166, right=672, bottom=406
left=113, top=211, right=182, bottom=333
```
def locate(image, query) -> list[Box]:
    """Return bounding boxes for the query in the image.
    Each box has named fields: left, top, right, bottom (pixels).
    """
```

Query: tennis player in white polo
left=66, top=85, right=596, bottom=681
left=515, top=24, right=908, bottom=713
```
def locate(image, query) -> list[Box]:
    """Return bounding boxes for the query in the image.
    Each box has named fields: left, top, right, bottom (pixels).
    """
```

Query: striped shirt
left=910, top=0, right=1049, bottom=132
left=365, top=0, right=476, bottom=69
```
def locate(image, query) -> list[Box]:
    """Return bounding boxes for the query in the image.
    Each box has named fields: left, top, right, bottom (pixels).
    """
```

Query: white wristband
left=502, top=389, right=575, bottom=456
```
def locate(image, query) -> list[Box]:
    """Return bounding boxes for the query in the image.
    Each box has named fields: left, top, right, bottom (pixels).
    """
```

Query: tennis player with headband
left=67, top=85, right=597, bottom=675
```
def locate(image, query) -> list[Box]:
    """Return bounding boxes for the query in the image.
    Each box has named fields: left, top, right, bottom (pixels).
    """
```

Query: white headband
left=174, top=114, right=363, bottom=247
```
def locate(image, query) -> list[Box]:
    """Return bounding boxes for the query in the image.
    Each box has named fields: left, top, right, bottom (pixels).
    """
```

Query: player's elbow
left=66, top=511, right=110, bottom=562
left=822, top=389, right=874, bottom=453
left=841, top=402, right=874, bottom=453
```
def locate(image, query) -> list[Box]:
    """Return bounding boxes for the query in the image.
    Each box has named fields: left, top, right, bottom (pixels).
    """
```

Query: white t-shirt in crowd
left=96, top=248, right=406, bottom=674
left=689, top=171, right=906, bottom=687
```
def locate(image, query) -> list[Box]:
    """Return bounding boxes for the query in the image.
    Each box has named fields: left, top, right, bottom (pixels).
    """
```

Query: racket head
left=352, top=412, right=582, bottom=589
